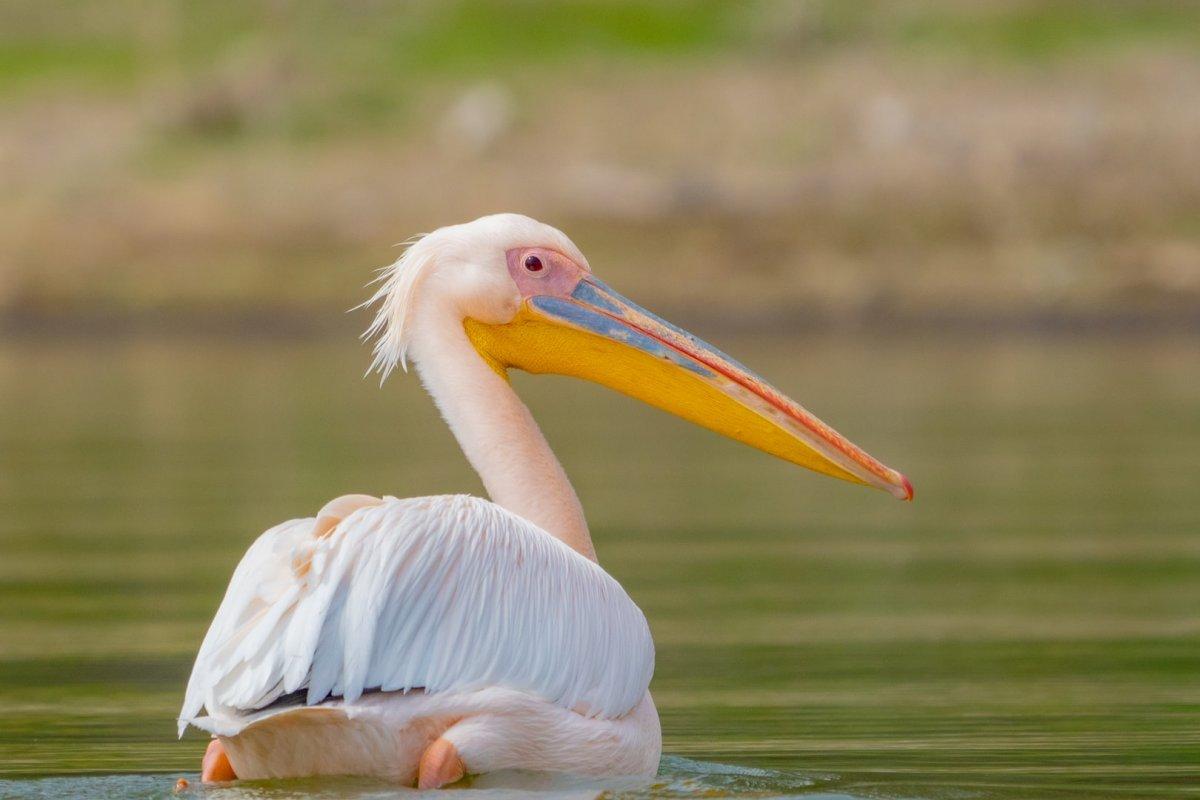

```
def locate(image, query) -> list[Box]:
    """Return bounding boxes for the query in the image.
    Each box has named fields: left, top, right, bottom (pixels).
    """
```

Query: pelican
left=179, top=214, right=912, bottom=787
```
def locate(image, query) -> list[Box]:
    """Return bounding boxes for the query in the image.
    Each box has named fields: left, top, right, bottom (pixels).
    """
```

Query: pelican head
left=365, top=213, right=912, bottom=500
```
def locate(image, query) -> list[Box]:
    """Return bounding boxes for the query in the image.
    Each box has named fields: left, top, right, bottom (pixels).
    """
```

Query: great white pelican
left=179, top=214, right=912, bottom=787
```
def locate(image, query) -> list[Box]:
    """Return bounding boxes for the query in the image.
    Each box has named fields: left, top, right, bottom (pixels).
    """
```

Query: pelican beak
left=465, top=275, right=912, bottom=500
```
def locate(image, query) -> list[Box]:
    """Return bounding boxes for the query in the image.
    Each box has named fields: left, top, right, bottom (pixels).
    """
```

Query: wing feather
left=179, top=495, right=653, bottom=736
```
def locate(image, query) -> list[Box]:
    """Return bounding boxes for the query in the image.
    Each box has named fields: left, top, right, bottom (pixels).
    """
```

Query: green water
left=0, top=335, right=1197, bottom=798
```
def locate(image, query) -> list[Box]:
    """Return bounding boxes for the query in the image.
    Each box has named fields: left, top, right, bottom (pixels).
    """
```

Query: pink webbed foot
left=417, top=737, right=465, bottom=789
left=201, top=738, right=237, bottom=783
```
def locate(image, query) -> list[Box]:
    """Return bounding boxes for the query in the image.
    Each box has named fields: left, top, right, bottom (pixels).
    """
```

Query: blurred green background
left=1, top=2, right=1198, bottom=799
left=4, top=0, right=1200, bottom=330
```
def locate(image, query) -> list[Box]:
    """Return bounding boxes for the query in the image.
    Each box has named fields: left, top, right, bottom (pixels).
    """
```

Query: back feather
left=179, top=495, right=653, bottom=736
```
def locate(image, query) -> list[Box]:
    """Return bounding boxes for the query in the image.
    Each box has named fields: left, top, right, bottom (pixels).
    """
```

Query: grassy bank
left=2, top=1, right=1199, bottom=333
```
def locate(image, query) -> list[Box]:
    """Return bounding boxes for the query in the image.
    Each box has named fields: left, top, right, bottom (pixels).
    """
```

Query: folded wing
left=179, top=494, right=653, bottom=736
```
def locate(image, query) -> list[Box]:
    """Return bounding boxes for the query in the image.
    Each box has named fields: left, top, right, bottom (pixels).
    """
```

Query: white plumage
left=179, top=494, right=654, bottom=738
left=177, top=214, right=905, bottom=785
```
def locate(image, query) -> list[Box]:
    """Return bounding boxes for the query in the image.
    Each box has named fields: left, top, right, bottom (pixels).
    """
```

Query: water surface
left=0, top=335, right=1197, bottom=798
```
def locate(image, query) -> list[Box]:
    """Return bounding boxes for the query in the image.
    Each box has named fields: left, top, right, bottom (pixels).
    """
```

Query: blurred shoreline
left=4, top=303, right=1198, bottom=344
left=3, top=1, right=1199, bottom=340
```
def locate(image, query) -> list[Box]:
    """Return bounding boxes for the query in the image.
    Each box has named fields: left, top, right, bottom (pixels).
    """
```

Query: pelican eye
left=523, top=255, right=544, bottom=273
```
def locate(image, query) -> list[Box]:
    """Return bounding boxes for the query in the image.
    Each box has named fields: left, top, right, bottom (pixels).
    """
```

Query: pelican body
left=179, top=214, right=911, bottom=787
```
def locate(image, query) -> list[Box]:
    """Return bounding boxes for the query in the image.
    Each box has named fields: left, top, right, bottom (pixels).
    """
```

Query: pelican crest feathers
left=361, top=234, right=434, bottom=381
